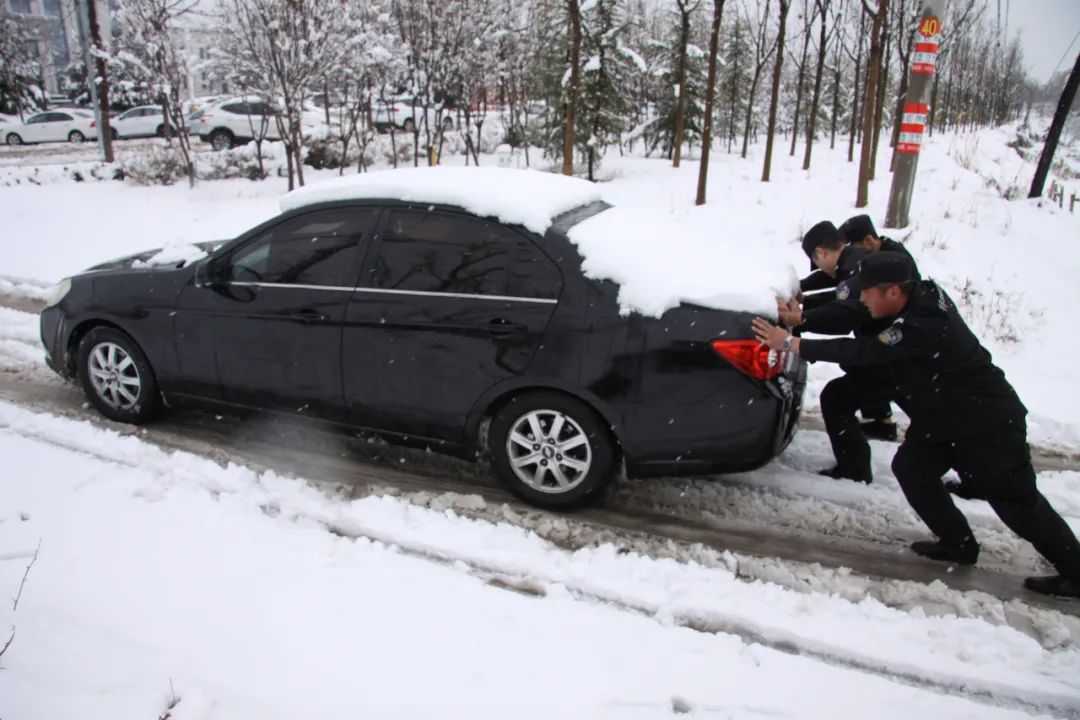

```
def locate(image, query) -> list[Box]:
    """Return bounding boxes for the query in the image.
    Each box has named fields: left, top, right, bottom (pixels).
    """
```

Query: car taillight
left=711, top=339, right=783, bottom=380
left=89, top=120, right=96, bottom=127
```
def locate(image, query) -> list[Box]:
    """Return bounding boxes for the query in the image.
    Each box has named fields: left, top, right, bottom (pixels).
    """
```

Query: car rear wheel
left=68, top=130, right=85, bottom=143
left=209, top=129, right=234, bottom=151
left=489, top=392, right=616, bottom=509
left=401, top=117, right=416, bottom=133
left=110, top=128, right=119, bottom=140
left=5, top=133, right=22, bottom=145
left=77, top=327, right=160, bottom=424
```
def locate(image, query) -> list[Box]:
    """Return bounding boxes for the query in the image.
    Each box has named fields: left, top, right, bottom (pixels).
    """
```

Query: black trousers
left=891, top=425, right=1080, bottom=577
left=820, top=368, right=898, bottom=480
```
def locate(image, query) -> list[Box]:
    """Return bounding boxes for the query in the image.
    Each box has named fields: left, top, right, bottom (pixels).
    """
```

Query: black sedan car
left=40, top=171, right=805, bottom=508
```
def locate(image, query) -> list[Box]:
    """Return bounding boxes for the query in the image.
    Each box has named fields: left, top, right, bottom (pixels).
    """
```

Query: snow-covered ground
left=2, top=121, right=1080, bottom=717
left=1, top=400, right=1078, bottom=719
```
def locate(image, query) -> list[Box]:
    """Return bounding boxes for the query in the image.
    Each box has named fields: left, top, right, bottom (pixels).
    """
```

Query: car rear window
left=372, top=209, right=560, bottom=300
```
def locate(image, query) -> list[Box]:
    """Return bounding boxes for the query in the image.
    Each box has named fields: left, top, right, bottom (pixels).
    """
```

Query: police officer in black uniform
left=752, top=252, right=1080, bottom=597
left=839, top=214, right=919, bottom=269
left=783, top=222, right=889, bottom=483
left=836, top=214, right=921, bottom=441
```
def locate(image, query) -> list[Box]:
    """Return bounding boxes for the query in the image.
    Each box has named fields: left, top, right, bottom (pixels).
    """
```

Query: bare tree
left=787, top=0, right=820, bottom=157
left=741, top=0, right=778, bottom=159
left=843, top=7, right=866, bottom=162
left=696, top=0, right=727, bottom=204
left=563, top=0, right=583, bottom=175
left=672, top=0, right=701, bottom=167
left=856, top=0, right=888, bottom=208
left=217, top=0, right=351, bottom=189
left=115, top=0, right=201, bottom=187
left=86, top=0, right=115, bottom=162
left=761, top=0, right=791, bottom=182
left=802, top=0, right=833, bottom=169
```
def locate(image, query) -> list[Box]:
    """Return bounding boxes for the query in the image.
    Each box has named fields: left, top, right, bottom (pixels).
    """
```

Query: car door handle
left=485, top=319, right=527, bottom=336
left=290, top=310, right=328, bottom=323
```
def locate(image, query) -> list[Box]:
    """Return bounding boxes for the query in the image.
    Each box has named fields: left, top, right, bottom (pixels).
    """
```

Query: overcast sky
left=1005, top=0, right=1080, bottom=83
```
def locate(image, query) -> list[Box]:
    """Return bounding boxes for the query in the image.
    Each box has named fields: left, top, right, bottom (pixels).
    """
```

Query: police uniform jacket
left=879, top=237, right=921, bottom=279
left=799, top=245, right=874, bottom=335
left=799, top=280, right=1027, bottom=441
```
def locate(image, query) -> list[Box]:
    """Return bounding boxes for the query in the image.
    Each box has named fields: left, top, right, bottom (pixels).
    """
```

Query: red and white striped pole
left=885, top=2, right=944, bottom=228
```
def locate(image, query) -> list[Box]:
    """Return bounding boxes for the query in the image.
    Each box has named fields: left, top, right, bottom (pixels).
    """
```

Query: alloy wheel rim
left=88, top=342, right=142, bottom=410
left=506, top=409, right=592, bottom=494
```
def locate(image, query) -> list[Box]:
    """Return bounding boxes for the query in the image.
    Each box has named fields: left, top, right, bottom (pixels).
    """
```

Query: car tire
left=401, top=118, right=416, bottom=133
left=489, top=391, right=616, bottom=509
left=68, top=130, right=85, bottom=143
left=77, top=326, right=160, bottom=425
left=5, top=133, right=22, bottom=146
left=209, top=129, right=234, bottom=151
left=110, top=128, right=119, bottom=140
left=442, top=116, right=454, bottom=130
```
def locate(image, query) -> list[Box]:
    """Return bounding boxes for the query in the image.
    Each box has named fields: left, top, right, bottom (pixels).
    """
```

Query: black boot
left=911, top=536, right=979, bottom=565
left=818, top=465, right=871, bottom=484
left=860, top=419, right=898, bottom=442
left=1024, top=575, right=1080, bottom=598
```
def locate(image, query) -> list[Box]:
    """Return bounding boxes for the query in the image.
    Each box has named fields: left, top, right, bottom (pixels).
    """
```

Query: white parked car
left=190, top=96, right=326, bottom=151
left=372, top=96, right=455, bottom=133
left=112, top=105, right=171, bottom=139
left=2, top=110, right=98, bottom=145
left=190, top=97, right=282, bottom=150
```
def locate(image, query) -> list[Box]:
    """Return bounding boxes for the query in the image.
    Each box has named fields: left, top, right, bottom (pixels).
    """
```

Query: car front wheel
left=68, top=130, right=85, bottom=143
left=77, top=327, right=160, bottom=424
left=5, top=133, right=22, bottom=145
left=489, top=392, right=616, bottom=509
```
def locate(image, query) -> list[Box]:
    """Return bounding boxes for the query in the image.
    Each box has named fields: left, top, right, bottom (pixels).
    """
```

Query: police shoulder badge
left=878, top=324, right=903, bottom=346
left=836, top=282, right=850, bottom=300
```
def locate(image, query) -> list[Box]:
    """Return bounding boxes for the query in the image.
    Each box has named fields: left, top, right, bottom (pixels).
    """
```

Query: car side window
left=53, top=113, right=73, bottom=122
left=227, top=208, right=374, bottom=287
left=372, top=210, right=561, bottom=299
left=26, top=115, right=45, bottom=124
left=221, top=103, right=246, bottom=114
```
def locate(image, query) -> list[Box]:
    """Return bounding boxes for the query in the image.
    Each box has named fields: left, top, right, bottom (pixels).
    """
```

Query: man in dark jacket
left=784, top=222, right=890, bottom=483
left=839, top=214, right=919, bottom=273
left=752, top=252, right=1080, bottom=598
left=834, top=214, right=922, bottom=441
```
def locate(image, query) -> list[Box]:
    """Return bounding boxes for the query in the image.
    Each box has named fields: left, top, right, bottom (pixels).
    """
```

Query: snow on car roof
left=281, top=166, right=795, bottom=317
left=279, top=166, right=602, bottom=235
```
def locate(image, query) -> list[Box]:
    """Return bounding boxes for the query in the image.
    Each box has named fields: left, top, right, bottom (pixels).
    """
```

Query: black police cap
left=801, top=220, right=842, bottom=270
left=856, top=251, right=915, bottom=287
left=839, top=214, right=878, bottom=245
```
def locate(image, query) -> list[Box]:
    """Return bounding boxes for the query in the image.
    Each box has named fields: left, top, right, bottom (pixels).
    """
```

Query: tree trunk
left=857, top=0, right=888, bottom=207
left=696, top=0, right=726, bottom=205
left=674, top=2, right=693, bottom=168
left=789, top=4, right=813, bottom=157
left=829, top=29, right=841, bottom=149
left=1030, top=51, right=1080, bottom=198
left=86, top=0, right=113, bottom=163
left=728, top=18, right=741, bottom=153
left=888, top=50, right=911, bottom=172
left=762, top=0, right=790, bottom=182
left=742, top=67, right=764, bottom=159
left=802, top=0, right=828, bottom=170
left=847, top=13, right=865, bottom=162
left=870, top=22, right=889, bottom=180
left=563, top=0, right=582, bottom=176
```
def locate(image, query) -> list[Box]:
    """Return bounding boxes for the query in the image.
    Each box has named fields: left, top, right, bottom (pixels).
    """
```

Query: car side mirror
left=195, top=258, right=227, bottom=287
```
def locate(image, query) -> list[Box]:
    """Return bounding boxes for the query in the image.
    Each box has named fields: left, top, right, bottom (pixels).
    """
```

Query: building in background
left=2, top=0, right=112, bottom=96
